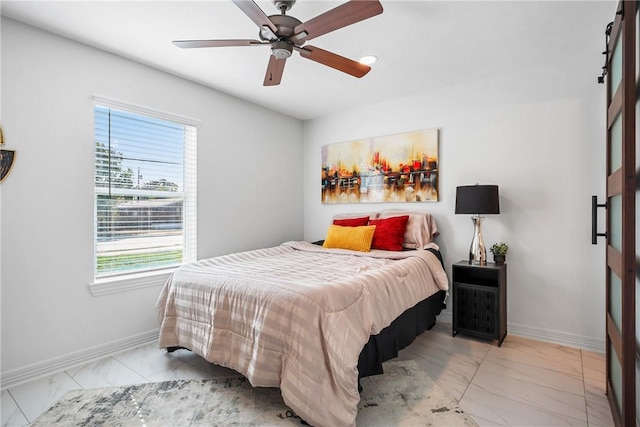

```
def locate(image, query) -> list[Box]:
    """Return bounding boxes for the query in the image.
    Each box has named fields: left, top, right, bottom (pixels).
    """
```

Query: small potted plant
left=490, top=243, right=508, bottom=265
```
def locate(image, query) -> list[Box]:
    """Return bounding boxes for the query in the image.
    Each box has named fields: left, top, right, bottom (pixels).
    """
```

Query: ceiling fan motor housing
left=260, top=13, right=301, bottom=59
left=259, top=15, right=302, bottom=42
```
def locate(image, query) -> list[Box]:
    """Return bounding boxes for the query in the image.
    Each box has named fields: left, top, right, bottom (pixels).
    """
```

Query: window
left=93, top=97, right=197, bottom=288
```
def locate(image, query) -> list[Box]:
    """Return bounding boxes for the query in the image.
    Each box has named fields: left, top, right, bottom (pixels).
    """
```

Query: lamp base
left=469, top=216, right=487, bottom=265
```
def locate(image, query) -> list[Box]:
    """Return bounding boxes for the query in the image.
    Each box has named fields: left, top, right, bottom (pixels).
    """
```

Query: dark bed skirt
left=357, top=289, right=446, bottom=379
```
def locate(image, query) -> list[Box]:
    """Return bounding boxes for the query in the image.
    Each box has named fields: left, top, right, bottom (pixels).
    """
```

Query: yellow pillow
left=322, top=224, right=376, bottom=252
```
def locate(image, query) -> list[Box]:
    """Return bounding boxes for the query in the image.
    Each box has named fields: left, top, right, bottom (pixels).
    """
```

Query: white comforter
left=156, top=241, right=449, bottom=427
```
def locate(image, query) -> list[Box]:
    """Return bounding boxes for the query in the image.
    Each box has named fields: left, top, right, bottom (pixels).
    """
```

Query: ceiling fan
left=173, top=0, right=383, bottom=86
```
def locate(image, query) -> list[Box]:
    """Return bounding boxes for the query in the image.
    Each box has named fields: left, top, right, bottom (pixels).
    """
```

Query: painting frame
left=321, top=128, right=439, bottom=204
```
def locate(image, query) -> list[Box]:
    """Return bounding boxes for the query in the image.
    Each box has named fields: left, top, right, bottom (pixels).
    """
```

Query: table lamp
left=455, top=184, right=500, bottom=265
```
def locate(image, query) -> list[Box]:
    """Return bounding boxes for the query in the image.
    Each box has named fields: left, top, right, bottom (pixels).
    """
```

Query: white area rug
left=32, top=360, right=477, bottom=426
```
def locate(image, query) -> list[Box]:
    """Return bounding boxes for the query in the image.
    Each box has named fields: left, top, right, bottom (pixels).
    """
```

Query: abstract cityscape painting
left=321, top=128, right=439, bottom=204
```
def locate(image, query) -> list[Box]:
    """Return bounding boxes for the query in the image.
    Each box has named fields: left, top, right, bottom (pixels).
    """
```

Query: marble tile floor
left=2, top=322, right=614, bottom=426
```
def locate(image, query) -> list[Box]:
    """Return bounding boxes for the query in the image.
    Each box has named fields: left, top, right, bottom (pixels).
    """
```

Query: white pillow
left=378, top=209, right=438, bottom=249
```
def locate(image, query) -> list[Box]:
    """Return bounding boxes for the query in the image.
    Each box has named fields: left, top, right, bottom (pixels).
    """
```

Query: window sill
left=89, top=269, right=175, bottom=296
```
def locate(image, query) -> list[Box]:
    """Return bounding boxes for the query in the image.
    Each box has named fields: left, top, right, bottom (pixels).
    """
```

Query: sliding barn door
left=603, top=1, right=637, bottom=425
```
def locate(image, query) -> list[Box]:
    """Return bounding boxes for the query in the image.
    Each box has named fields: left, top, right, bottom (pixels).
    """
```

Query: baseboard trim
left=1, top=329, right=159, bottom=390
left=507, top=322, right=605, bottom=353
left=2, top=317, right=606, bottom=390
left=438, top=311, right=605, bottom=353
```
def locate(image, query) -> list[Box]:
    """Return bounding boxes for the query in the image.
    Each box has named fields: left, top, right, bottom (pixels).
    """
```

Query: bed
left=156, top=210, right=449, bottom=427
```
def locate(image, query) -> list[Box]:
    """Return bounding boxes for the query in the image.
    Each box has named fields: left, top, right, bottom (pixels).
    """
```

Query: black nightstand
left=452, top=261, right=507, bottom=346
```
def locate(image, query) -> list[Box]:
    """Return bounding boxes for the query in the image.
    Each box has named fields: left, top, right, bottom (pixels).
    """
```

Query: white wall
left=0, top=18, right=303, bottom=381
left=302, top=3, right=610, bottom=350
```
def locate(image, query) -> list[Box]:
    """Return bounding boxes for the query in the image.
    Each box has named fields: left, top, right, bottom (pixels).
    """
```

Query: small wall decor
left=321, top=128, right=439, bottom=204
left=0, top=126, right=16, bottom=183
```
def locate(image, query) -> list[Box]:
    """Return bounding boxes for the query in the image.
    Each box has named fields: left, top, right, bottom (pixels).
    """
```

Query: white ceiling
left=1, top=0, right=615, bottom=120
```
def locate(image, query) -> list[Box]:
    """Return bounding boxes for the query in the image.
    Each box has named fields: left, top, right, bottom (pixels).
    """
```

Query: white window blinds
left=94, top=98, right=197, bottom=278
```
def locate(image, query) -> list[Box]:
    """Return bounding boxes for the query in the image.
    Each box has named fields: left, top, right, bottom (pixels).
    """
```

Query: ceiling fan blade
left=232, top=0, right=278, bottom=36
left=263, top=55, right=287, bottom=86
left=173, top=39, right=264, bottom=48
left=297, top=45, right=370, bottom=78
left=293, top=0, right=383, bottom=42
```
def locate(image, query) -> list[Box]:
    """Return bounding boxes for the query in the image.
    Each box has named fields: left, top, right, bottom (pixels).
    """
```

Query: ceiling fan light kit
left=173, top=0, right=383, bottom=86
left=271, top=40, right=293, bottom=59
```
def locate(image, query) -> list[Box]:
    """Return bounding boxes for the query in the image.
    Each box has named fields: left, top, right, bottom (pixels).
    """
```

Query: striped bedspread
left=156, top=240, right=449, bottom=427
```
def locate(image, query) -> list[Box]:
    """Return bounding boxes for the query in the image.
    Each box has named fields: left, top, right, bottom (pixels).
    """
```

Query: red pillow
left=332, top=216, right=370, bottom=227
left=369, top=215, right=410, bottom=251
